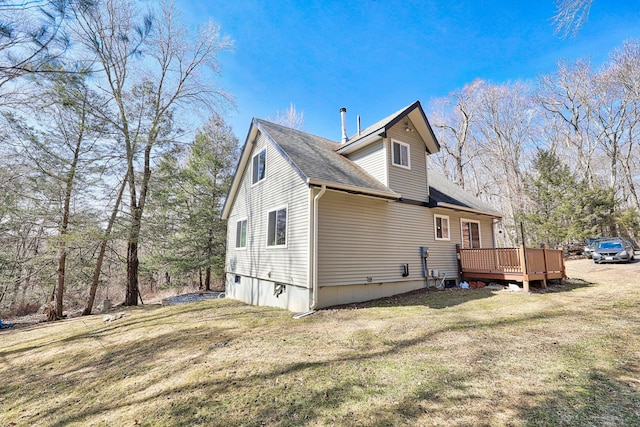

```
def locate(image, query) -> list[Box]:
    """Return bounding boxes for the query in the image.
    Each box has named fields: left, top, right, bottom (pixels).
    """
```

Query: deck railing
left=456, top=245, right=566, bottom=291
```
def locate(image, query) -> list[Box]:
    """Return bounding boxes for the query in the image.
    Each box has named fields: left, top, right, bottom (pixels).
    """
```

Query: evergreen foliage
left=143, top=114, right=238, bottom=290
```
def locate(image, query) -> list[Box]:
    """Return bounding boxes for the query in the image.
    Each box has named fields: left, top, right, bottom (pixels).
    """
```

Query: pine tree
left=144, top=114, right=238, bottom=290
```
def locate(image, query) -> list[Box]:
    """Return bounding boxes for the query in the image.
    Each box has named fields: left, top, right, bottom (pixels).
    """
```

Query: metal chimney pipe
left=340, top=107, right=348, bottom=143
left=357, top=115, right=361, bottom=136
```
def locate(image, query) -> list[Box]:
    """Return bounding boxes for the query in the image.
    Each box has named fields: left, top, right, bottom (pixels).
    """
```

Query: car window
left=599, top=241, right=623, bottom=249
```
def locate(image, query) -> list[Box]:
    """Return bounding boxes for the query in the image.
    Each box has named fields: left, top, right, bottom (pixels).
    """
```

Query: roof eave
left=435, top=202, right=503, bottom=218
left=221, top=119, right=260, bottom=220
left=335, top=128, right=385, bottom=155
left=335, top=100, right=441, bottom=155
left=307, top=178, right=400, bottom=200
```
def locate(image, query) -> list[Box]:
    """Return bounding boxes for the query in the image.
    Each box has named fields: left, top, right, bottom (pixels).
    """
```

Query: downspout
left=310, top=185, right=326, bottom=310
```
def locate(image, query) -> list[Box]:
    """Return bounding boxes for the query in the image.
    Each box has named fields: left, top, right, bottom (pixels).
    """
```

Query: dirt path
left=565, top=257, right=640, bottom=286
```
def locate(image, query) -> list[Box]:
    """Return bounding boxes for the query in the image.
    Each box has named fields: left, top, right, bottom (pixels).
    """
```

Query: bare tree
left=430, top=79, right=483, bottom=189
left=552, top=0, right=593, bottom=38
left=72, top=0, right=233, bottom=305
left=83, top=174, right=127, bottom=315
left=270, top=102, right=305, bottom=129
left=537, top=60, right=599, bottom=185
left=474, top=81, right=539, bottom=242
left=5, top=75, right=109, bottom=319
left=607, top=41, right=640, bottom=217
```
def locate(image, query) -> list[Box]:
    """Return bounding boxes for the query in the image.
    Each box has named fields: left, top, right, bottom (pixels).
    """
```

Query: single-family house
left=221, top=101, right=502, bottom=312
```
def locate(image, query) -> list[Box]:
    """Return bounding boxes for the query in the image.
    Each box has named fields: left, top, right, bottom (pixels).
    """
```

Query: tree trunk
left=53, top=95, right=86, bottom=319
left=204, top=267, right=211, bottom=291
left=126, top=239, right=140, bottom=305
left=55, top=249, right=66, bottom=318
left=83, top=175, right=127, bottom=315
left=125, top=137, right=153, bottom=306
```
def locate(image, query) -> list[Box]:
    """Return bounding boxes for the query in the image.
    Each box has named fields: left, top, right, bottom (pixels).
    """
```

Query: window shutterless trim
left=235, top=218, right=248, bottom=249
left=251, top=148, right=266, bottom=186
left=460, top=218, right=481, bottom=249
left=266, top=204, right=288, bottom=248
left=391, top=139, right=411, bottom=170
left=434, top=214, right=450, bottom=241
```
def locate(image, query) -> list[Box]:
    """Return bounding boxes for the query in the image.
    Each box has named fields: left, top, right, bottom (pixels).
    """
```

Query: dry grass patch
left=1, top=260, right=639, bottom=426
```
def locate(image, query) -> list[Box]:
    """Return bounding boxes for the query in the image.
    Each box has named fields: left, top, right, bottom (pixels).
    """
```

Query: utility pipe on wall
left=310, top=185, right=326, bottom=310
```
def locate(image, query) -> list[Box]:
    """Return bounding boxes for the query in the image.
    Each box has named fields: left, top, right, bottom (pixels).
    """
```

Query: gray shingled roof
left=428, top=171, right=501, bottom=216
left=255, top=119, right=396, bottom=196
left=253, top=118, right=500, bottom=217
left=338, top=100, right=440, bottom=155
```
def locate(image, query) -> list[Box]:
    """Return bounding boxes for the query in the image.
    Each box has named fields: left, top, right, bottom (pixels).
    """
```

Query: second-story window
left=252, top=148, right=266, bottom=184
left=392, top=140, right=410, bottom=169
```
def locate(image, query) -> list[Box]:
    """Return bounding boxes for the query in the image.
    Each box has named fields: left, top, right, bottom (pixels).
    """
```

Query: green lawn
left=1, top=274, right=639, bottom=426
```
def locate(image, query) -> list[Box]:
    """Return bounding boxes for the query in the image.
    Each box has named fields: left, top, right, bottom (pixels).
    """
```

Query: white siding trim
left=425, top=152, right=430, bottom=198
left=382, top=139, right=389, bottom=186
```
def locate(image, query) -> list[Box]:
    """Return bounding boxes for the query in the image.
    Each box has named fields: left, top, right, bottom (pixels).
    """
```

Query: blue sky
left=177, top=0, right=640, bottom=142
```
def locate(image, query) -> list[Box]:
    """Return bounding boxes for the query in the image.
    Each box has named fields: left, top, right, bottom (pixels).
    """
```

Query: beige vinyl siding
left=317, top=192, right=496, bottom=290
left=346, top=138, right=387, bottom=185
left=386, top=120, right=429, bottom=202
left=225, top=132, right=310, bottom=289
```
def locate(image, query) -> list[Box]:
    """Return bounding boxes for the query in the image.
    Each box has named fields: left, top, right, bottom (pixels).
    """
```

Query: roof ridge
left=254, top=118, right=340, bottom=145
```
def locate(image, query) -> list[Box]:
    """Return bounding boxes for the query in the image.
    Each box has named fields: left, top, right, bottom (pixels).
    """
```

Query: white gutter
left=309, top=185, right=326, bottom=310
left=307, top=178, right=399, bottom=200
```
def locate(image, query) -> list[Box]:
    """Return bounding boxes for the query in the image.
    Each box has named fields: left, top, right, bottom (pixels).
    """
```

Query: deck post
left=519, top=245, right=529, bottom=292
left=456, top=244, right=464, bottom=282
left=541, top=248, right=548, bottom=289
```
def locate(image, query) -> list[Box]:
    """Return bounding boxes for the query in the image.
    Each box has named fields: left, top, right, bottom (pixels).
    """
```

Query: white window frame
left=391, top=139, right=411, bottom=170
left=235, top=218, right=247, bottom=249
left=266, top=205, right=288, bottom=248
left=460, top=218, right=482, bottom=249
left=251, top=148, right=266, bottom=185
left=434, top=214, right=450, bottom=241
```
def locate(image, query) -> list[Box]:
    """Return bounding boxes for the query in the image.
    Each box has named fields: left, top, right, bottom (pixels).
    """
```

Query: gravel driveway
left=565, top=255, right=640, bottom=286
left=161, top=292, right=224, bottom=306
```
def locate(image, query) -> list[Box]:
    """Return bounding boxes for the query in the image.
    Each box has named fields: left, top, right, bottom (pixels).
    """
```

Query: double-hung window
left=392, top=140, right=410, bottom=169
left=434, top=215, right=450, bottom=240
left=252, top=148, right=266, bottom=185
left=235, top=219, right=247, bottom=249
left=267, top=206, right=287, bottom=247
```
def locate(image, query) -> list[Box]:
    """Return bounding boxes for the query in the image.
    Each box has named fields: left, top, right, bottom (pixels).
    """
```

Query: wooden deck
left=456, top=245, right=566, bottom=291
